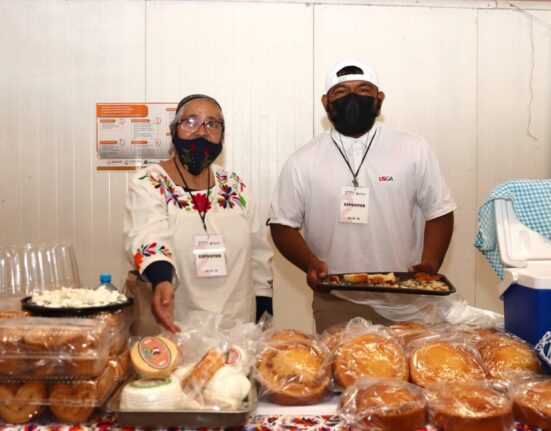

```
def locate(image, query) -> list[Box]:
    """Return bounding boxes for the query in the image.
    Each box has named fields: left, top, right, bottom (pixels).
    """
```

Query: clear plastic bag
left=338, top=377, right=426, bottom=431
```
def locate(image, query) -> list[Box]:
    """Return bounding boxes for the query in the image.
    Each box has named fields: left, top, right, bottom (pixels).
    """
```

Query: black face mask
left=327, top=93, right=378, bottom=137
left=172, top=136, right=222, bottom=176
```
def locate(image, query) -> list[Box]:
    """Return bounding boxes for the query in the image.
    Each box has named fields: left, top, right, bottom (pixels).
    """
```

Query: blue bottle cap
left=100, top=273, right=112, bottom=283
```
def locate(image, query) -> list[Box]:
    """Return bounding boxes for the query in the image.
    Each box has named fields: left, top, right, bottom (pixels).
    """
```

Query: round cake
left=476, top=334, right=541, bottom=380
left=339, top=378, right=426, bottom=431
left=334, top=333, right=408, bottom=389
left=256, top=330, right=330, bottom=405
left=426, top=381, right=513, bottom=431
left=409, top=339, right=486, bottom=388
left=512, top=379, right=551, bottom=429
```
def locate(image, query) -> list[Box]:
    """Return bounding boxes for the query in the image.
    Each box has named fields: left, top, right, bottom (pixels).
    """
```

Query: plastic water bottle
left=97, top=273, right=117, bottom=292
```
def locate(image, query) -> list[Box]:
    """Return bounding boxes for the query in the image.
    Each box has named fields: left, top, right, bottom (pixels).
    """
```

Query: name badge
left=193, top=235, right=227, bottom=278
left=340, top=186, right=369, bottom=224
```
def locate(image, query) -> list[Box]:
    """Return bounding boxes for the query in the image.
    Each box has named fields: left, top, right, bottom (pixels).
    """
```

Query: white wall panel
left=0, top=0, right=145, bottom=289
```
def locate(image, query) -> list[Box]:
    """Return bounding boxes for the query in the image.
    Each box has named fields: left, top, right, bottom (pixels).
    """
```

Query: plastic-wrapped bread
left=409, top=338, right=486, bottom=388
left=338, top=378, right=426, bottom=431
left=256, top=329, right=331, bottom=405
left=476, top=333, right=541, bottom=380
left=334, top=332, right=408, bottom=389
left=425, top=381, right=514, bottom=431
left=511, top=378, right=551, bottom=429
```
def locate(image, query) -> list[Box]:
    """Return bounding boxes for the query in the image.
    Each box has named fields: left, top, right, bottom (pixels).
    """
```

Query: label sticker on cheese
left=131, top=335, right=178, bottom=378
left=139, top=336, right=172, bottom=369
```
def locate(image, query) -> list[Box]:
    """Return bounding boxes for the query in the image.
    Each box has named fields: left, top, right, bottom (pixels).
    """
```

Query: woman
left=123, top=94, right=273, bottom=332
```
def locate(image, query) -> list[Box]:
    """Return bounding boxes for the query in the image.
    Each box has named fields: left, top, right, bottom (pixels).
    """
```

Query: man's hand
left=151, top=281, right=181, bottom=333
left=307, top=259, right=328, bottom=289
left=408, top=261, right=438, bottom=274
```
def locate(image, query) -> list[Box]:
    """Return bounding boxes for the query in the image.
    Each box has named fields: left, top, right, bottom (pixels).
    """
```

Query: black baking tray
left=316, top=272, right=456, bottom=296
left=106, top=377, right=257, bottom=428
left=21, top=296, right=134, bottom=317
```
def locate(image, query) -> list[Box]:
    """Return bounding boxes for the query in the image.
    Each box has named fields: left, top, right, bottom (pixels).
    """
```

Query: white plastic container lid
left=495, top=199, right=551, bottom=267
left=498, top=262, right=551, bottom=296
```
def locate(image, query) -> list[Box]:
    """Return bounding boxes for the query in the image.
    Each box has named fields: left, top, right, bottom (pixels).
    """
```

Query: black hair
left=336, top=66, right=364, bottom=77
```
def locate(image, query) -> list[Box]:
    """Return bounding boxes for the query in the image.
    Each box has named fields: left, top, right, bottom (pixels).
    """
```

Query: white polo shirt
left=269, top=123, right=456, bottom=304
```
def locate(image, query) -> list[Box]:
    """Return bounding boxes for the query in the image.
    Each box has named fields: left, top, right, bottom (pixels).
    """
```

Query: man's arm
left=408, top=211, right=454, bottom=274
left=269, top=223, right=328, bottom=289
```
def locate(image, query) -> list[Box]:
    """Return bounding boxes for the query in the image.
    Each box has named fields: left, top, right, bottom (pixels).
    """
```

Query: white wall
left=0, top=0, right=550, bottom=333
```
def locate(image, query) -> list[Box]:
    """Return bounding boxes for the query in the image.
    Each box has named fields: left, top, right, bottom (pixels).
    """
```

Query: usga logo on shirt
left=378, top=176, right=394, bottom=182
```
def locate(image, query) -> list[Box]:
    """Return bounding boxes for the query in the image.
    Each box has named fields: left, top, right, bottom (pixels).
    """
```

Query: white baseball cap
left=325, top=59, right=380, bottom=93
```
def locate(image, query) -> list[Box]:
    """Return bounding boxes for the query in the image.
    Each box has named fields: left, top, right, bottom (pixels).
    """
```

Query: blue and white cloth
left=474, top=179, right=551, bottom=279
left=535, top=330, right=551, bottom=371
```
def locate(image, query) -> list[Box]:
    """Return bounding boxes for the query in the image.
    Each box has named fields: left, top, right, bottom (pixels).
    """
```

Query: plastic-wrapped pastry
left=338, top=378, right=426, bottom=431
left=0, top=381, right=47, bottom=424
left=425, top=381, right=514, bottom=431
left=476, top=334, right=541, bottom=380
left=511, top=379, right=551, bottom=429
left=256, top=329, right=330, bottom=405
left=409, top=339, right=486, bottom=388
left=181, top=348, right=225, bottom=394
left=334, top=333, right=408, bottom=389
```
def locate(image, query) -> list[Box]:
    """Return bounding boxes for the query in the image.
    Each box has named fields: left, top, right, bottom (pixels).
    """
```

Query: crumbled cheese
left=31, top=286, right=127, bottom=308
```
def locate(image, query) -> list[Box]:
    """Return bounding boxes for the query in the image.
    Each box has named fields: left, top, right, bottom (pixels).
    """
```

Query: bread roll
left=334, top=333, right=408, bottom=389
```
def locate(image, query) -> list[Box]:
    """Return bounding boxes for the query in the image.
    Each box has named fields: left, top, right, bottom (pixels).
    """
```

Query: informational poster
left=96, top=103, right=177, bottom=171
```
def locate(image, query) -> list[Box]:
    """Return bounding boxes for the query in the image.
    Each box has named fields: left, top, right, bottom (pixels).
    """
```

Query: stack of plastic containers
left=0, top=242, right=133, bottom=424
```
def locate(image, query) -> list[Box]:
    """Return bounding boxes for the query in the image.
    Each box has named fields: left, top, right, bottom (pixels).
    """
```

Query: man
left=268, top=59, right=455, bottom=332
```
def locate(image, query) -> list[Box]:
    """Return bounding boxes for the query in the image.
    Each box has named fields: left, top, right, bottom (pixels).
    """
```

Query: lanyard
left=331, top=129, right=377, bottom=187
left=173, top=158, right=210, bottom=233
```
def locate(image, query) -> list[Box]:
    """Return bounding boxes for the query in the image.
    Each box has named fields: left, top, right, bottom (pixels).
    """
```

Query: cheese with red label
left=130, top=335, right=179, bottom=378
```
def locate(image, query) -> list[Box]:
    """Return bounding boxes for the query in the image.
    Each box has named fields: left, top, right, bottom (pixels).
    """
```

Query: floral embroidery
left=139, top=172, right=189, bottom=209
left=215, top=170, right=247, bottom=209
left=190, top=192, right=211, bottom=212
left=133, top=242, right=172, bottom=271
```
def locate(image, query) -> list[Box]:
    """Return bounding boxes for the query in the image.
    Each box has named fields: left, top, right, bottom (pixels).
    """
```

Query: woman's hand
left=151, top=281, right=181, bottom=333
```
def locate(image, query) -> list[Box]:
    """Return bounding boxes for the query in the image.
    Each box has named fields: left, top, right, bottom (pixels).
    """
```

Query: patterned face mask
left=172, top=136, right=222, bottom=176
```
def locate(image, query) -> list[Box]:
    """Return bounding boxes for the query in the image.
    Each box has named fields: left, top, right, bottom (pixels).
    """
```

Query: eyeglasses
left=178, top=116, right=224, bottom=135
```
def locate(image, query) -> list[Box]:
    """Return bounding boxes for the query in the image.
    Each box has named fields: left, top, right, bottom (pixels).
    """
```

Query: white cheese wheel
left=120, top=376, right=181, bottom=410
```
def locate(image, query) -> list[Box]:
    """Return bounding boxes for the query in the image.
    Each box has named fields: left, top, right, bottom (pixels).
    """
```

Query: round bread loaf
left=512, top=379, right=551, bottom=429
left=426, top=381, right=513, bottom=431
left=256, top=330, right=330, bottom=405
left=476, top=334, right=541, bottom=380
left=409, top=339, right=486, bottom=388
left=334, top=333, right=408, bottom=389
left=339, top=378, right=426, bottom=431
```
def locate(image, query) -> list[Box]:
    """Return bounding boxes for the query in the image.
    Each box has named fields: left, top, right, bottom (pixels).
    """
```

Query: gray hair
left=169, top=94, right=225, bottom=138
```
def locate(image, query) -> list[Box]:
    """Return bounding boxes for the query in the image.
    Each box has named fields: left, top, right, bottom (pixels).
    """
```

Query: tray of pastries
left=317, top=271, right=456, bottom=295
left=0, top=317, right=111, bottom=379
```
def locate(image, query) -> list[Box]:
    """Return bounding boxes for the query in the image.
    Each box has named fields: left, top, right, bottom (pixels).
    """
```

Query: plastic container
left=97, top=273, right=118, bottom=292
left=0, top=316, right=110, bottom=379
left=0, top=355, right=128, bottom=424
left=495, top=198, right=551, bottom=345
left=499, top=263, right=551, bottom=345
